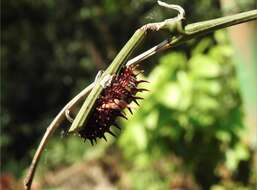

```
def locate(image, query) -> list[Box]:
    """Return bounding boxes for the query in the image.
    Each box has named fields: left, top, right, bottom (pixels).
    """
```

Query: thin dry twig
left=24, top=83, right=94, bottom=190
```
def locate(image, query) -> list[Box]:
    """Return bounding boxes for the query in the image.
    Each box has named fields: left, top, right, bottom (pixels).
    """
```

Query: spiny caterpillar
left=78, top=64, right=148, bottom=145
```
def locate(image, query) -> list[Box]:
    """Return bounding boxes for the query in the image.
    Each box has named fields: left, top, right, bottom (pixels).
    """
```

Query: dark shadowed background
left=1, top=0, right=256, bottom=189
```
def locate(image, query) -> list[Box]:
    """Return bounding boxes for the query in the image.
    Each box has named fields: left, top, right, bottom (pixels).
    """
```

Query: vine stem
left=24, top=83, right=94, bottom=190
left=24, top=3, right=257, bottom=190
left=127, top=9, right=257, bottom=65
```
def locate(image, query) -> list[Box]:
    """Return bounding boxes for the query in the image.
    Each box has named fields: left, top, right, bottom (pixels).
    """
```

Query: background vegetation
left=1, top=0, right=256, bottom=189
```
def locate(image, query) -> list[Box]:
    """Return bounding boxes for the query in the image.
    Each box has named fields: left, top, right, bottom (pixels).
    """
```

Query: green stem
left=127, top=10, right=257, bottom=65
left=106, top=29, right=146, bottom=74
left=185, top=10, right=257, bottom=36
left=68, top=29, right=147, bottom=132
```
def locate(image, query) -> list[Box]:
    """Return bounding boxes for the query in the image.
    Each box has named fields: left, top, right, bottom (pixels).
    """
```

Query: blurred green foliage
left=1, top=0, right=256, bottom=189
left=119, top=31, right=254, bottom=189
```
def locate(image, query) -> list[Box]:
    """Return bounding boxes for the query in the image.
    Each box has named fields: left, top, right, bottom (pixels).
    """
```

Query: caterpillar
left=78, top=64, right=148, bottom=145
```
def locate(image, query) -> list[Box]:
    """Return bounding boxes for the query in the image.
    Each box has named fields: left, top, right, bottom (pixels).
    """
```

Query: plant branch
left=127, top=9, right=257, bottom=65
left=67, top=0, right=187, bottom=134
left=24, top=83, right=94, bottom=190
left=185, top=9, right=257, bottom=36
left=24, top=3, right=257, bottom=190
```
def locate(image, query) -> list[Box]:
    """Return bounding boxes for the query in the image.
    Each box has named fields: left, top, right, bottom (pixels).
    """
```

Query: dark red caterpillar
left=78, top=64, right=148, bottom=145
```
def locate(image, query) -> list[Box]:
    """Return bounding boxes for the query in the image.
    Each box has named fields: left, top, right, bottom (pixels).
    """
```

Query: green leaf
left=158, top=82, right=181, bottom=109
left=192, top=37, right=213, bottom=55
left=189, top=54, right=220, bottom=78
